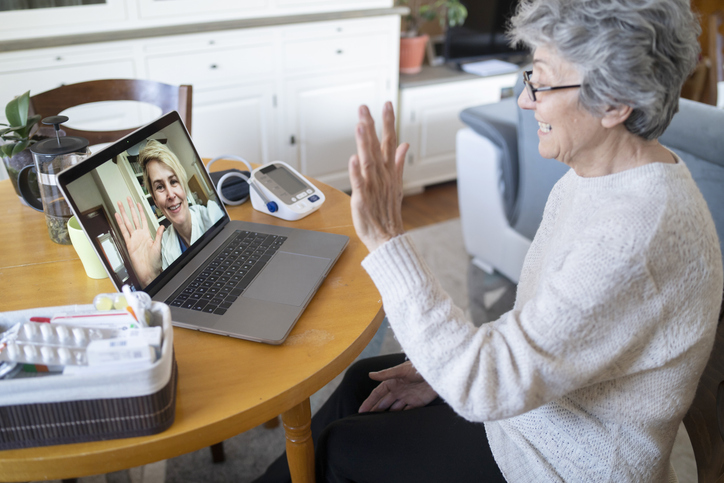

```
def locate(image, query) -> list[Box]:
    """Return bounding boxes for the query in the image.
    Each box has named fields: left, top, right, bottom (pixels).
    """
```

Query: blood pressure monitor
left=249, top=161, right=325, bottom=221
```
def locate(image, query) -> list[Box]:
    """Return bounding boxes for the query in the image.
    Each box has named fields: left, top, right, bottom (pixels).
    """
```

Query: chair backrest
left=659, top=98, right=724, bottom=259
left=661, top=98, right=724, bottom=483
left=29, top=79, right=193, bottom=146
left=682, top=299, right=724, bottom=483
left=708, top=10, right=723, bottom=106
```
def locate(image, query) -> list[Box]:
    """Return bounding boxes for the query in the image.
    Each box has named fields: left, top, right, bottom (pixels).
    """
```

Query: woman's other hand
left=115, top=196, right=164, bottom=287
left=358, top=360, right=438, bottom=413
left=349, top=102, right=410, bottom=253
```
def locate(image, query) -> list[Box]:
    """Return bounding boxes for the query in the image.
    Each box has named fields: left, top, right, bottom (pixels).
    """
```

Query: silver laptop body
left=58, top=111, right=348, bottom=344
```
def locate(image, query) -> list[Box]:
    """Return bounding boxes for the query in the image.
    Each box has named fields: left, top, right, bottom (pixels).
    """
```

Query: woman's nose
left=518, top=89, right=535, bottom=110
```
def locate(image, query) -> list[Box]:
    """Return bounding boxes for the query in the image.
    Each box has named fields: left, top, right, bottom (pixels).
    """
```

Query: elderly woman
left=115, top=140, right=223, bottom=287
left=256, top=0, right=723, bottom=481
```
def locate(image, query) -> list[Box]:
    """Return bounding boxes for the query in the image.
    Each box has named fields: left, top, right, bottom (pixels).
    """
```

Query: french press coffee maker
left=19, top=116, right=89, bottom=245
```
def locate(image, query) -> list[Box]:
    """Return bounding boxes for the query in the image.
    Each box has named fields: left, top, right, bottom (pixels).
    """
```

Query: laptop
left=57, top=111, right=349, bottom=344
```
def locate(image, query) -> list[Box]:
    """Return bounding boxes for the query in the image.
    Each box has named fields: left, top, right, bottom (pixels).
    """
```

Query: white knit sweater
left=362, top=159, right=723, bottom=482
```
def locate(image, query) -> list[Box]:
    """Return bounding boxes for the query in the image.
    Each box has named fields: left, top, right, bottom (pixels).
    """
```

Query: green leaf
left=27, top=114, right=41, bottom=129
left=5, top=91, right=30, bottom=129
left=419, top=5, right=437, bottom=22
left=11, top=139, right=29, bottom=156
left=1, top=144, right=14, bottom=158
left=448, top=3, right=467, bottom=27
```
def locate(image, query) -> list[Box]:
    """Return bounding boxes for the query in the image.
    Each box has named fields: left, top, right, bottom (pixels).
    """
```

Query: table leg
left=282, top=398, right=315, bottom=483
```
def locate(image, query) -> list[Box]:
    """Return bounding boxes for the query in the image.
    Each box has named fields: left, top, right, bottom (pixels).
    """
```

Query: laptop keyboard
left=165, top=230, right=287, bottom=316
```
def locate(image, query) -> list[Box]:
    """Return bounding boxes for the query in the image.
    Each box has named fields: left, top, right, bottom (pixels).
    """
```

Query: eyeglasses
left=523, top=70, right=581, bottom=101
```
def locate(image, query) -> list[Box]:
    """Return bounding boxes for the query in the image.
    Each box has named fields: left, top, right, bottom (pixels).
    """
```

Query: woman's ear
left=601, top=104, right=633, bottom=129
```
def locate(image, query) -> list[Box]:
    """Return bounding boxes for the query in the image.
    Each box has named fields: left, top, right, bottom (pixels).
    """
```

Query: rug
left=34, top=218, right=696, bottom=483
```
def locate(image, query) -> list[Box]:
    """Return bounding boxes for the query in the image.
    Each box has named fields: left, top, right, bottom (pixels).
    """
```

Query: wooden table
left=0, top=163, right=384, bottom=482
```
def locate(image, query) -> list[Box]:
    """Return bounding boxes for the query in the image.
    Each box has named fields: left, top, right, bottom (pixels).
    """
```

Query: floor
left=401, top=180, right=459, bottom=230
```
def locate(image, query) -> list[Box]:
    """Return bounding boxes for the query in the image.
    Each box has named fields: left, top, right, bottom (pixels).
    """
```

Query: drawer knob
left=336, top=50, right=343, bottom=55
left=210, top=64, right=218, bottom=69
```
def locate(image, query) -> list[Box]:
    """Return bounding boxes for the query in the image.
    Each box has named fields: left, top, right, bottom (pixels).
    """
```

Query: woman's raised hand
left=348, top=102, right=410, bottom=253
left=114, top=197, right=164, bottom=287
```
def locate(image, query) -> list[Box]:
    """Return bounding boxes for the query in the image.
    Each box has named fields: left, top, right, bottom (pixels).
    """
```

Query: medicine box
left=0, top=302, right=176, bottom=450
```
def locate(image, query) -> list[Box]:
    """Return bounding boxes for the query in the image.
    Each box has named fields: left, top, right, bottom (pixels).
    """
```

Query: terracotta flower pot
left=399, top=34, right=429, bottom=75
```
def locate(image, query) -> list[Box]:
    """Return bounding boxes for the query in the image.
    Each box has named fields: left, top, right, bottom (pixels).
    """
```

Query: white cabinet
left=0, top=0, right=127, bottom=41
left=192, top=82, right=277, bottom=166
left=398, top=68, right=518, bottom=193
left=0, top=43, right=140, bottom=131
left=0, top=14, right=400, bottom=191
left=283, top=69, right=389, bottom=191
left=0, top=0, right=394, bottom=42
left=279, top=16, right=398, bottom=191
left=143, top=29, right=278, bottom=164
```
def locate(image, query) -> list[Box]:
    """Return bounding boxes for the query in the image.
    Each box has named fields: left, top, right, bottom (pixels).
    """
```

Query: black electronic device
left=444, top=0, right=527, bottom=65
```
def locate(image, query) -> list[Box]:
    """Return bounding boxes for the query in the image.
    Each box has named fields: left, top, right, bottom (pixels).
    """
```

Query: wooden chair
left=707, top=10, right=723, bottom=107
left=678, top=295, right=724, bottom=482
left=28, top=79, right=193, bottom=143
left=682, top=57, right=711, bottom=103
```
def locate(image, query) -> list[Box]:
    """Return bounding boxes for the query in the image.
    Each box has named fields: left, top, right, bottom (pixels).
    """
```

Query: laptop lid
left=58, top=111, right=231, bottom=294
left=58, top=111, right=349, bottom=344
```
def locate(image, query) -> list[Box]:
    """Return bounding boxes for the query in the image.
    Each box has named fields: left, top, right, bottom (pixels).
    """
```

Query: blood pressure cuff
left=209, top=169, right=250, bottom=204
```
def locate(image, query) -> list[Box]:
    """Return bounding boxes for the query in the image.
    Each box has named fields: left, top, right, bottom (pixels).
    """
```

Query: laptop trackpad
left=243, top=252, right=331, bottom=306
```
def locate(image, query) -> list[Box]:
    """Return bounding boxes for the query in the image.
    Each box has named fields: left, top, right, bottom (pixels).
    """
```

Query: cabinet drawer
left=146, top=43, right=274, bottom=86
left=283, top=32, right=390, bottom=73
left=0, top=60, right=136, bottom=123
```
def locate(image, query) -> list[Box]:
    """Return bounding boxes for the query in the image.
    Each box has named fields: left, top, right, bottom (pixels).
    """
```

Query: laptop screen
left=61, top=113, right=228, bottom=294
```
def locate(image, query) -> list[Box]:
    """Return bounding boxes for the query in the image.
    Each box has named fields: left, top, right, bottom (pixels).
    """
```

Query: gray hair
left=508, top=0, right=701, bottom=140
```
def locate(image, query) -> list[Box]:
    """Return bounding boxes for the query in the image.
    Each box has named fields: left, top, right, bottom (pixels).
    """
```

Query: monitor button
left=308, top=195, right=320, bottom=203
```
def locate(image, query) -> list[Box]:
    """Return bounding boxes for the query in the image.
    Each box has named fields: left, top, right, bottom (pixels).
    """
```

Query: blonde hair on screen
left=138, top=139, right=192, bottom=204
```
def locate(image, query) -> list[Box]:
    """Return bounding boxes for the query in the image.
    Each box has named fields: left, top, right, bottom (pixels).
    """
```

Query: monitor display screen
left=444, top=0, right=526, bottom=63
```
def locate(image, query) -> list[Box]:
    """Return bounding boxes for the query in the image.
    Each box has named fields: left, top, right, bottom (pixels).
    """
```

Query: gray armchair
left=456, top=77, right=724, bottom=283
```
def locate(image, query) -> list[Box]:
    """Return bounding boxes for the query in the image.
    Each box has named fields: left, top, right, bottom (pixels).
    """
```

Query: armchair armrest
left=460, top=98, right=520, bottom=225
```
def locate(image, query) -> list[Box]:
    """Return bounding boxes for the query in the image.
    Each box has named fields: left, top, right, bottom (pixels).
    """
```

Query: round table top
left=0, top=163, right=383, bottom=481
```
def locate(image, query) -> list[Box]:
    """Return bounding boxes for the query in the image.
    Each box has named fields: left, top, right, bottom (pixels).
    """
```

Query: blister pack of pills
left=0, top=321, right=161, bottom=367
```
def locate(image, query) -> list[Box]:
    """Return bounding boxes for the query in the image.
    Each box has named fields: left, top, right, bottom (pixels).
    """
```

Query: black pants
left=254, top=354, right=506, bottom=483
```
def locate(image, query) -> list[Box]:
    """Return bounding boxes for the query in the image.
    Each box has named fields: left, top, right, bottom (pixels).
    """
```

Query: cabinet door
left=283, top=69, right=391, bottom=192
left=145, top=37, right=277, bottom=163
left=192, top=82, right=276, bottom=164
left=0, top=0, right=126, bottom=41
left=399, top=73, right=517, bottom=191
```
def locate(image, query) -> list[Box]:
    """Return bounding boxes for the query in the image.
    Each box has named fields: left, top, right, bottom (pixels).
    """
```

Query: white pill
left=56, top=325, right=71, bottom=342
left=22, top=323, right=39, bottom=340
left=23, top=344, right=38, bottom=360
left=41, top=346, right=55, bottom=362
left=73, top=328, right=87, bottom=344
left=58, top=347, right=72, bottom=364
left=40, top=324, right=54, bottom=341
left=7, top=342, right=19, bottom=360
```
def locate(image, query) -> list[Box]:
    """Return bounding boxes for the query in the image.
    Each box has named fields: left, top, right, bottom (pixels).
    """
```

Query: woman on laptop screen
left=115, top=139, right=223, bottom=287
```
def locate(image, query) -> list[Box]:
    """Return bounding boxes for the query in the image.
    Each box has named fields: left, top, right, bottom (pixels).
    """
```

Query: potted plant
left=398, top=0, right=468, bottom=74
left=1, top=91, right=41, bottom=204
